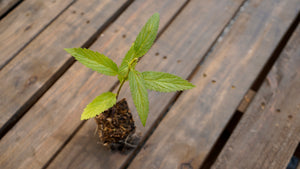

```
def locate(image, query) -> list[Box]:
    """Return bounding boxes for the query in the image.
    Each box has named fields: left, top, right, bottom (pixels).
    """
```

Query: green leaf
left=134, top=13, right=159, bottom=58
left=129, top=70, right=149, bottom=126
left=118, top=13, right=160, bottom=82
left=81, top=92, right=116, bottom=120
left=65, top=48, right=118, bottom=76
left=142, top=71, right=195, bottom=92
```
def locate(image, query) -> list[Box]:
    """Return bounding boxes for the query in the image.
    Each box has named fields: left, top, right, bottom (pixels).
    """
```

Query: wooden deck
left=0, top=0, right=299, bottom=168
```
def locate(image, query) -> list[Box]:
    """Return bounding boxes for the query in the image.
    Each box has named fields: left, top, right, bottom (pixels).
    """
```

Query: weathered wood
left=0, top=0, right=75, bottom=69
left=237, top=90, right=256, bottom=113
left=212, top=25, right=300, bottom=169
left=46, top=0, right=247, bottom=168
left=0, top=0, right=188, bottom=168
left=0, top=0, right=130, bottom=136
left=0, top=0, right=20, bottom=17
left=128, top=0, right=300, bottom=168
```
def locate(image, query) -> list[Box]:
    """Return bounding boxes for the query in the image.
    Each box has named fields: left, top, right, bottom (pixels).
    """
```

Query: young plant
left=65, top=13, right=195, bottom=127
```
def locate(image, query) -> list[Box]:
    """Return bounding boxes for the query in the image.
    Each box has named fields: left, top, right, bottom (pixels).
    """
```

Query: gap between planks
left=0, top=0, right=77, bottom=70
left=0, top=0, right=23, bottom=19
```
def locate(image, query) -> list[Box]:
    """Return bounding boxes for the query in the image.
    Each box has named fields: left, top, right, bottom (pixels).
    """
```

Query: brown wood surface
left=0, top=0, right=75, bottom=69
left=237, top=90, right=256, bottom=113
left=0, top=0, right=188, bottom=168
left=128, top=0, right=300, bottom=168
left=0, top=0, right=20, bottom=17
left=47, top=0, right=246, bottom=168
left=0, top=0, right=130, bottom=135
left=212, top=25, right=300, bottom=169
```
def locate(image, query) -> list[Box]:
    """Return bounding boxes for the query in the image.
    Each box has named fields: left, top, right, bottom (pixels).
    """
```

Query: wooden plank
left=0, top=0, right=20, bottom=17
left=212, top=25, right=300, bottom=169
left=0, top=0, right=75, bottom=69
left=127, top=0, right=300, bottom=168
left=0, top=0, right=130, bottom=135
left=46, top=0, right=247, bottom=168
left=0, top=0, right=188, bottom=168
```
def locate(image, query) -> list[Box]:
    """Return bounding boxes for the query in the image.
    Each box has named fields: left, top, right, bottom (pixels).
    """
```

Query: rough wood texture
left=0, top=0, right=75, bottom=69
left=128, top=0, right=300, bottom=168
left=0, top=0, right=130, bottom=135
left=237, top=90, right=256, bottom=113
left=0, top=0, right=20, bottom=17
left=47, top=0, right=246, bottom=168
left=0, top=0, right=187, bottom=168
left=212, top=25, right=300, bottom=169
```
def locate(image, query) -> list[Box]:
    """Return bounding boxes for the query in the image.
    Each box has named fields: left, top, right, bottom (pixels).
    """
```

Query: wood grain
left=212, top=24, right=300, bottom=169
left=128, top=0, right=300, bottom=168
left=0, top=0, right=187, bottom=168
left=0, top=0, right=75, bottom=69
left=46, top=0, right=246, bottom=168
left=0, top=0, right=130, bottom=135
left=0, top=0, right=20, bottom=17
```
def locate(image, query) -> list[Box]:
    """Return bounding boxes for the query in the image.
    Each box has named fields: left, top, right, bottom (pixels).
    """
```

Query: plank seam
left=251, top=12, right=300, bottom=91
left=0, top=0, right=23, bottom=20
left=0, top=0, right=77, bottom=70
left=199, top=110, right=243, bottom=169
left=0, top=0, right=134, bottom=140
left=196, top=0, right=250, bottom=69
left=42, top=122, right=85, bottom=169
left=294, top=143, right=300, bottom=160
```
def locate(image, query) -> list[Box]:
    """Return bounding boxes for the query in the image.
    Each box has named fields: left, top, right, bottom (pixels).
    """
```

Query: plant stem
left=116, top=58, right=138, bottom=100
left=116, top=80, right=125, bottom=100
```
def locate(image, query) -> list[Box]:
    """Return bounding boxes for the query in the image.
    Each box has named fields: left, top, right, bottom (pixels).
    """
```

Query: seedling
left=65, top=13, right=195, bottom=148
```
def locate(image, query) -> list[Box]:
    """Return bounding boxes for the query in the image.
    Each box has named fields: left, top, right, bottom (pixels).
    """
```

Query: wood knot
left=24, top=25, right=32, bottom=31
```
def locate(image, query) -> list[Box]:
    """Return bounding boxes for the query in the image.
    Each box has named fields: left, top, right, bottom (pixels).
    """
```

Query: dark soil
left=94, top=98, right=138, bottom=152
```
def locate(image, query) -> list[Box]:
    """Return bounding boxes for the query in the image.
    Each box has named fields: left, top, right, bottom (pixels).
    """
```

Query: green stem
left=116, top=79, right=125, bottom=100
left=116, top=58, right=138, bottom=100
